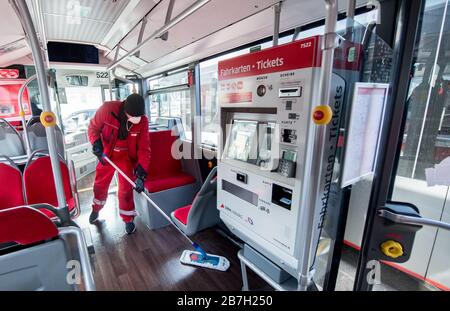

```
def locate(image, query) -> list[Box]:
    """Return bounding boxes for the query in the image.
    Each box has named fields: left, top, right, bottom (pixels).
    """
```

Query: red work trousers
left=92, top=140, right=136, bottom=223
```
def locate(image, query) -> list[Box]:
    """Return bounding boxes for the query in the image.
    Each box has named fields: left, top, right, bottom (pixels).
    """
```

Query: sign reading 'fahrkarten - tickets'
left=218, top=36, right=322, bottom=81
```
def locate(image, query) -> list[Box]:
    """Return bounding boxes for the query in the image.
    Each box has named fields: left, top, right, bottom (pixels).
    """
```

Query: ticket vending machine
left=217, top=36, right=349, bottom=286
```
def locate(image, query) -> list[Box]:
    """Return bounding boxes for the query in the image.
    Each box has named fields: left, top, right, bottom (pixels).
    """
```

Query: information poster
left=0, top=81, right=31, bottom=121
left=341, top=83, right=389, bottom=187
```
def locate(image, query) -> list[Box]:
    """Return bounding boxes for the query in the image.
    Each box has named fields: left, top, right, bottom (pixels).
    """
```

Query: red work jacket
left=88, top=101, right=151, bottom=170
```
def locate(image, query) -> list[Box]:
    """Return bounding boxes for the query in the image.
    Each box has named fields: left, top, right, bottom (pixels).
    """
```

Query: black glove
left=92, top=139, right=105, bottom=165
left=134, top=177, right=145, bottom=193
left=133, top=164, right=147, bottom=193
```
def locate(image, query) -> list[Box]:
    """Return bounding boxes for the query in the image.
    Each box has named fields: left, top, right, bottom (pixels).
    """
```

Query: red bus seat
left=0, top=206, right=95, bottom=291
left=173, top=204, right=191, bottom=225
left=0, top=207, right=58, bottom=246
left=0, top=158, right=25, bottom=210
left=145, top=130, right=196, bottom=193
left=24, top=156, right=77, bottom=218
left=171, top=167, right=219, bottom=236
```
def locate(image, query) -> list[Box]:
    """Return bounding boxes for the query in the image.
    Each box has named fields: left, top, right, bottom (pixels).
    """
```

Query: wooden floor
left=73, top=173, right=438, bottom=291
left=76, top=174, right=267, bottom=291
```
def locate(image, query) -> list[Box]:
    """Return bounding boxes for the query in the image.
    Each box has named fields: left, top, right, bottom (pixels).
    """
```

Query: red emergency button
left=313, top=110, right=325, bottom=120
left=312, top=105, right=333, bottom=125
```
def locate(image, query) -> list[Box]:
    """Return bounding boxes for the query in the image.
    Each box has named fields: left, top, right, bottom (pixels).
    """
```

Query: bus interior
left=0, top=0, right=450, bottom=292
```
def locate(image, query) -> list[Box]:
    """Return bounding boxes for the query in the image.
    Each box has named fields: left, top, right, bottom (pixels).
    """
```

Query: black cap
left=124, top=94, right=145, bottom=117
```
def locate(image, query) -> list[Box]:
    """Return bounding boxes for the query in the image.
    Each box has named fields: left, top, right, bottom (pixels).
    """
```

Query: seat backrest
left=0, top=206, right=58, bottom=245
left=195, top=166, right=217, bottom=198
left=185, top=167, right=219, bottom=234
left=0, top=119, right=25, bottom=157
left=24, top=155, right=73, bottom=207
left=0, top=156, right=25, bottom=210
left=27, top=121, right=65, bottom=157
left=26, top=116, right=41, bottom=127
left=148, top=130, right=182, bottom=178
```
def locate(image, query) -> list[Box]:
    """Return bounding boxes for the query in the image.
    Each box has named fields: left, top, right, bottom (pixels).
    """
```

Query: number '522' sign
left=96, top=72, right=109, bottom=79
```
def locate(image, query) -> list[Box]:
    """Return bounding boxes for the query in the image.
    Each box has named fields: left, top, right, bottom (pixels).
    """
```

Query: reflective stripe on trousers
left=93, top=198, right=106, bottom=206
left=119, top=209, right=138, bottom=216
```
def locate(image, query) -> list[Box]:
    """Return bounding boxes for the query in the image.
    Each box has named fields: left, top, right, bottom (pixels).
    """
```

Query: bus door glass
left=389, top=0, right=450, bottom=291
left=349, top=0, right=450, bottom=292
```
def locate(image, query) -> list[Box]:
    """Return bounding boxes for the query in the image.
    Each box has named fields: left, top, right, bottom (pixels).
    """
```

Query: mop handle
left=101, top=154, right=205, bottom=254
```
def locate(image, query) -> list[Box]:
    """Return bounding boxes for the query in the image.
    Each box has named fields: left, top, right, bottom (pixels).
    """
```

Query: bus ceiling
left=1, top=0, right=372, bottom=77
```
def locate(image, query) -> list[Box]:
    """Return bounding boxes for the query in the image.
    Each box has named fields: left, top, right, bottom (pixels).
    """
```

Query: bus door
left=354, top=0, right=450, bottom=291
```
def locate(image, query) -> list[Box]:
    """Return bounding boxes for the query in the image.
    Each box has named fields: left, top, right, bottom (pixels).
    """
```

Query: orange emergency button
left=312, top=105, right=332, bottom=125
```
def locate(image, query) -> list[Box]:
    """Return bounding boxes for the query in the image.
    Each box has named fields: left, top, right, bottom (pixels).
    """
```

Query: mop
left=102, top=154, right=230, bottom=272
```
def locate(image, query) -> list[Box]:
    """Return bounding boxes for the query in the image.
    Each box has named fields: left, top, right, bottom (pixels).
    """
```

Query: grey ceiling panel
left=41, top=0, right=130, bottom=43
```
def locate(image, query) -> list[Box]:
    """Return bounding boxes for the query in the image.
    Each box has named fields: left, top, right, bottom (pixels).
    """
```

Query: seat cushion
left=173, top=204, right=192, bottom=225
left=145, top=173, right=196, bottom=193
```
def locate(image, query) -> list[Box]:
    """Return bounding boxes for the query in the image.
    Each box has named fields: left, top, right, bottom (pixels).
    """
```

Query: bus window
left=148, top=70, right=192, bottom=140
left=151, top=91, right=192, bottom=140
left=199, top=49, right=249, bottom=149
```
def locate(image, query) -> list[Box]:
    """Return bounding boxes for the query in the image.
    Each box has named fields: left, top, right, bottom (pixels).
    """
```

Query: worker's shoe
left=89, top=211, right=99, bottom=224
left=125, top=221, right=136, bottom=235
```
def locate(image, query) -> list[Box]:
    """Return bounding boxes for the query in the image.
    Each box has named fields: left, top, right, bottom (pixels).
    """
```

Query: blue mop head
left=180, top=250, right=230, bottom=271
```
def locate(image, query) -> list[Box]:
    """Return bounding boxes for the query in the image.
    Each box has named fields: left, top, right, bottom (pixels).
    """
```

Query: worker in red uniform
left=87, top=94, right=150, bottom=234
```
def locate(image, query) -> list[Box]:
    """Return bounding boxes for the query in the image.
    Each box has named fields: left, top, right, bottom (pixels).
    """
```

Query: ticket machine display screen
left=257, top=122, right=276, bottom=170
left=225, top=120, right=258, bottom=162
left=225, top=119, right=277, bottom=169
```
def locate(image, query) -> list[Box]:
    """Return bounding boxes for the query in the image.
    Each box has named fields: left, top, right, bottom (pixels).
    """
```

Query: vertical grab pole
left=345, top=0, right=356, bottom=40
left=108, top=70, right=113, bottom=100
left=273, top=2, right=281, bottom=47
left=13, top=0, right=69, bottom=217
left=108, top=44, right=121, bottom=100
left=297, top=0, right=339, bottom=291
left=347, top=0, right=355, bottom=19
left=18, top=74, right=37, bottom=157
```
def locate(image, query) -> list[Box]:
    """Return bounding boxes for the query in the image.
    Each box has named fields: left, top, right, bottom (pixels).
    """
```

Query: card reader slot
left=271, top=184, right=293, bottom=210
left=280, top=88, right=299, bottom=93
left=278, top=86, right=302, bottom=98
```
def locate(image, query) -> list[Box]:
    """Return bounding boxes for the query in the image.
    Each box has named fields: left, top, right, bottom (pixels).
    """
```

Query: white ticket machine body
left=217, top=36, right=349, bottom=280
